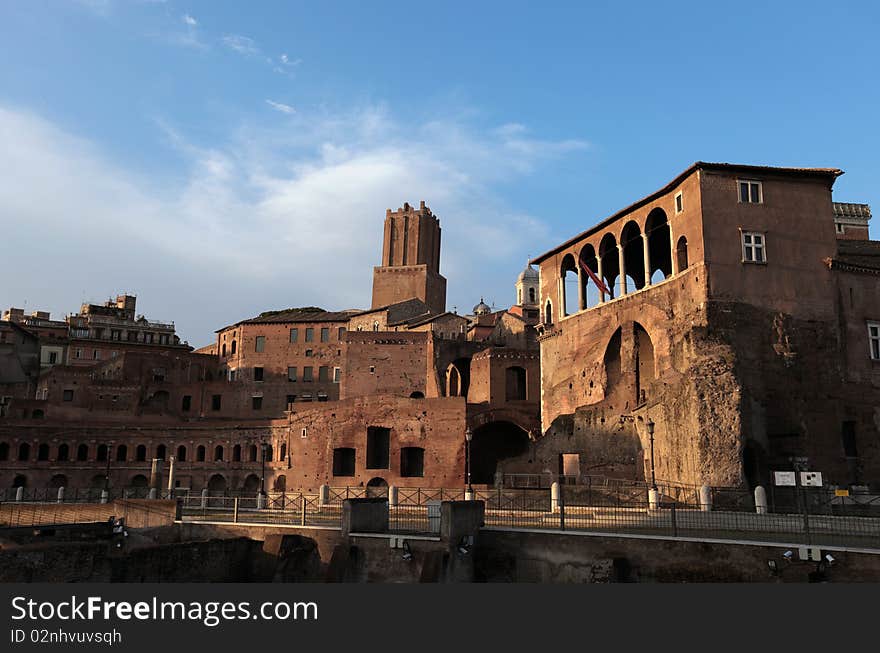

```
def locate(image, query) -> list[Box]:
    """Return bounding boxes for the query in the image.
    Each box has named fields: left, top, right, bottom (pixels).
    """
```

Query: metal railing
left=177, top=493, right=340, bottom=528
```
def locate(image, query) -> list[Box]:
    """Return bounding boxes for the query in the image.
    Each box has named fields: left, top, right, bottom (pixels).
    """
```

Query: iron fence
left=177, top=493, right=340, bottom=527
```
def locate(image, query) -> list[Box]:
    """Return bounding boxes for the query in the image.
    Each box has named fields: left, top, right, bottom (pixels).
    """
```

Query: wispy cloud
left=0, top=104, right=589, bottom=344
left=182, top=14, right=197, bottom=27
left=221, top=34, right=259, bottom=56
left=265, top=100, right=296, bottom=115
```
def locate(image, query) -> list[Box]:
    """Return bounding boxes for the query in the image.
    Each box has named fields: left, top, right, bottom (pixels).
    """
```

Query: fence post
left=256, top=492, right=265, bottom=510
left=319, top=484, right=329, bottom=508
left=57, top=486, right=65, bottom=504
left=699, top=485, right=712, bottom=512
left=148, top=487, right=157, bottom=500
left=200, top=488, right=208, bottom=510
left=559, top=481, right=566, bottom=531
left=301, top=495, right=306, bottom=526
left=15, top=487, right=23, bottom=502
left=648, top=488, right=660, bottom=512
left=100, top=489, right=109, bottom=504
left=754, top=486, right=767, bottom=515
left=670, top=504, right=678, bottom=537
left=551, top=482, right=560, bottom=512
left=233, top=497, right=239, bottom=523
left=388, top=485, right=398, bottom=506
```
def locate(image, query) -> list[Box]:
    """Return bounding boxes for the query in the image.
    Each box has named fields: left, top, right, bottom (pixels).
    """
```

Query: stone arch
left=232, top=444, right=241, bottom=462
left=116, top=444, right=128, bottom=462
left=603, top=327, right=623, bottom=393
left=57, top=443, right=70, bottom=461
left=409, top=391, right=425, bottom=399
left=214, top=445, right=224, bottom=462
left=207, top=474, right=228, bottom=493
left=645, top=208, right=672, bottom=283
left=177, top=445, right=187, bottom=462
left=50, top=474, right=68, bottom=489
left=197, top=445, right=206, bottom=462
left=634, top=322, right=655, bottom=404
left=446, top=358, right=470, bottom=398
left=598, top=233, right=619, bottom=300
left=96, top=444, right=108, bottom=462
left=156, top=444, right=166, bottom=461
left=579, top=243, right=601, bottom=308
left=130, top=474, right=149, bottom=488
left=249, top=444, right=258, bottom=462
left=76, top=443, right=88, bottom=461
left=0, top=442, right=8, bottom=461
left=242, top=474, right=260, bottom=493
left=136, top=444, right=147, bottom=462
left=620, top=220, right=645, bottom=293
left=274, top=475, right=287, bottom=492
left=676, top=236, right=689, bottom=272
left=231, top=339, right=237, bottom=355
left=17, top=442, right=30, bottom=461
left=366, top=477, right=388, bottom=497
left=12, top=474, right=27, bottom=488
left=470, top=421, right=531, bottom=484
left=560, top=253, right=579, bottom=317
left=37, top=443, right=49, bottom=461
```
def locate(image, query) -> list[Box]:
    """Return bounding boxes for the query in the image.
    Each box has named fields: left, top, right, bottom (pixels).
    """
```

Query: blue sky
left=1, top=1, right=878, bottom=346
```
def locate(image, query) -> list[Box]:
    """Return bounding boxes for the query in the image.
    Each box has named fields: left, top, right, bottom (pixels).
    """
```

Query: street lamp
left=103, top=441, right=113, bottom=492
left=646, top=419, right=657, bottom=491
left=465, top=427, right=473, bottom=495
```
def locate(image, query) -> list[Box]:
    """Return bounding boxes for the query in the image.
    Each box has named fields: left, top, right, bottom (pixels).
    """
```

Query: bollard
left=319, top=484, right=329, bottom=508
left=257, top=492, right=265, bottom=510
left=551, top=482, right=560, bottom=512
left=15, top=486, right=24, bottom=502
left=494, top=470, right=504, bottom=489
left=699, top=485, right=712, bottom=512
left=201, top=488, right=208, bottom=509
left=233, top=497, right=239, bottom=523
left=57, top=486, right=65, bottom=504
left=301, top=495, right=307, bottom=526
left=148, top=488, right=157, bottom=500
left=100, top=490, right=109, bottom=504
left=648, top=488, right=660, bottom=512
left=388, top=485, right=398, bottom=507
left=755, top=485, right=768, bottom=515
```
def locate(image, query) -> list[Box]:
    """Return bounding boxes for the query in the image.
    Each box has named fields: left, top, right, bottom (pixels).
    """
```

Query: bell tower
left=371, top=201, right=447, bottom=313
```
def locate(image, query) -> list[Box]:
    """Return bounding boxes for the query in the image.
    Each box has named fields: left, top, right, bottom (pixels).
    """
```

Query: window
left=48, top=351, right=57, bottom=364
left=373, top=321, right=380, bottom=332
left=211, top=394, right=222, bottom=411
left=288, top=366, right=297, bottom=382
left=305, top=328, right=314, bottom=342
left=366, top=426, right=390, bottom=469
left=505, top=366, right=527, bottom=401
left=136, top=445, right=147, bottom=462
left=841, top=421, right=858, bottom=458
left=289, top=328, right=298, bottom=343
left=110, top=351, right=118, bottom=359
left=197, top=446, right=206, bottom=462
left=255, top=336, right=266, bottom=352
left=305, top=349, right=313, bottom=357
left=741, top=231, right=766, bottom=263
left=338, top=327, right=346, bottom=340
left=332, top=448, right=355, bottom=476
left=254, top=366, right=264, bottom=382
left=836, top=223, right=845, bottom=234
left=116, top=445, right=127, bottom=462
left=111, top=329, right=121, bottom=341
left=286, top=394, right=296, bottom=405
left=369, top=365, right=375, bottom=374
left=738, top=179, right=763, bottom=204
left=181, top=395, right=192, bottom=411
left=252, top=396, right=263, bottom=410
left=74, top=348, right=83, bottom=359
left=301, top=428, right=308, bottom=438
left=868, top=322, right=880, bottom=360
left=62, top=389, right=74, bottom=402
left=159, top=334, right=169, bottom=345
left=400, top=447, right=425, bottom=477
left=144, top=332, right=154, bottom=344
left=319, top=366, right=329, bottom=382
left=675, top=191, right=683, bottom=214
left=303, top=366, right=313, bottom=382
left=333, top=367, right=341, bottom=383
left=321, top=327, right=329, bottom=342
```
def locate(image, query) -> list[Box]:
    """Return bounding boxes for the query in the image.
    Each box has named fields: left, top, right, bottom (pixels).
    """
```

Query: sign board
left=835, top=489, right=850, bottom=497
left=773, top=471, right=796, bottom=487
left=800, top=471, right=823, bottom=487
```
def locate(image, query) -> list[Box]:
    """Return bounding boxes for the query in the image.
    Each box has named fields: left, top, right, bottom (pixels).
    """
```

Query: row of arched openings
left=0, top=441, right=284, bottom=464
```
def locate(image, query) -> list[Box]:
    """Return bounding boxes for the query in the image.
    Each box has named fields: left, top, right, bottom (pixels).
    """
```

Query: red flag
left=578, top=256, right=610, bottom=296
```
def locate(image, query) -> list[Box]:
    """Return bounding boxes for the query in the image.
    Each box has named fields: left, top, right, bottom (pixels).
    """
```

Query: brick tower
left=371, top=201, right=447, bottom=313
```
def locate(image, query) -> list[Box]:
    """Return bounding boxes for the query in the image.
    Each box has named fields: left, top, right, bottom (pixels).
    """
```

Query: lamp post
left=259, top=441, right=268, bottom=497
left=465, top=427, right=473, bottom=496
left=103, top=441, right=113, bottom=492
left=647, top=419, right=657, bottom=491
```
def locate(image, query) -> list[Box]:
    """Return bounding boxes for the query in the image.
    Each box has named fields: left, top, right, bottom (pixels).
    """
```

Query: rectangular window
left=254, top=367, right=264, bottom=382
left=48, top=351, right=58, bottom=364
left=741, top=232, right=766, bottom=263
left=674, top=191, right=683, bottom=214
left=211, top=394, right=222, bottom=411
left=320, top=327, right=329, bottom=342
left=400, top=447, right=425, bottom=477
left=868, top=322, right=880, bottom=360
left=159, top=334, right=169, bottom=345
left=144, top=332, right=154, bottom=344
left=182, top=395, right=192, bottom=411
left=332, top=448, right=355, bottom=476
left=62, top=389, right=74, bottom=402
left=738, top=179, right=763, bottom=204
left=93, top=349, right=101, bottom=360
left=333, top=367, right=341, bottom=383
left=111, top=329, right=121, bottom=341
left=841, top=421, right=858, bottom=458
left=338, top=327, right=346, bottom=341
left=74, top=348, right=83, bottom=359
left=255, top=336, right=265, bottom=352
left=318, top=366, right=329, bottom=382
left=305, top=327, right=314, bottom=342
left=303, top=366, right=313, bottom=382
left=252, top=396, right=263, bottom=410
left=366, top=426, right=391, bottom=469
left=288, top=366, right=297, bottom=382
left=289, top=328, right=299, bottom=343
left=305, top=349, right=313, bottom=357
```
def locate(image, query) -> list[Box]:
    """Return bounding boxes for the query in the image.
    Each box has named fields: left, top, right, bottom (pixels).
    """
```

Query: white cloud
left=221, top=34, right=259, bottom=56
left=280, top=54, right=301, bottom=67
left=182, top=14, right=197, bottom=27
left=0, top=104, right=589, bottom=346
left=265, top=100, right=296, bottom=115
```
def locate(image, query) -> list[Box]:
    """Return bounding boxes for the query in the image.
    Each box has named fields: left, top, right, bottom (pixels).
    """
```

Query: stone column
left=755, top=486, right=768, bottom=515
left=149, top=458, right=162, bottom=490
left=388, top=485, right=399, bottom=507
left=617, top=244, right=627, bottom=297
left=577, top=266, right=586, bottom=311
left=597, top=255, right=605, bottom=302
left=642, top=233, right=652, bottom=287
left=550, top=482, right=560, bottom=512
left=57, top=487, right=65, bottom=503
left=166, top=456, right=176, bottom=494
left=669, top=224, right=678, bottom=276
left=699, top=485, right=712, bottom=512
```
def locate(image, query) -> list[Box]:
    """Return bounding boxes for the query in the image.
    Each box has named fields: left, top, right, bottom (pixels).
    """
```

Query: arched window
left=197, top=446, right=206, bottom=462
left=221, top=343, right=227, bottom=357
left=136, top=444, right=147, bottom=462
left=264, top=445, right=273, bottom=462
left=57, top=443, right=69, bottom=462
left=560, top=253, right=579, bottom=316
left=17, top=443, right=31, bottom=461
left=77, top=444, right=88, bottom=461
left=156, top=444, right=166, bottom=461
left=645, top=208, right=672, bottom=283
left=177, top=445, right=187, bottom=462
left=598, top=233, right=619, bottom=300
left=676, top=236, right=689, bottom=272
left=579, top=244, right=601, bottom=308
left=280, top=443, right=287, bottom=461
left=620, top=221, right=645, bottom=294
left=249, top=444, right=258, bottom=462
left=214, top=445, right=224, bottom=462
left=529, top=287, right=536, bottom=303
left=96, top=444, right=108, bottom=462
left=0, top=442, right=8, bottom=461
left=545, top=300, right=553, bottom=325
left=373, top=321, right=380, bottom=332
left=231, top=340, right=237, bottom=355
left=37, top=443, right=49, bottom=461
left=233, top=444, right=241, bottom=462
left=116, top=444, right=127, bottom=462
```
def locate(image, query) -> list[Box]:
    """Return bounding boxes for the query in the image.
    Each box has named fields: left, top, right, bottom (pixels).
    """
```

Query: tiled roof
left=828, top=240, right=880, bottom=273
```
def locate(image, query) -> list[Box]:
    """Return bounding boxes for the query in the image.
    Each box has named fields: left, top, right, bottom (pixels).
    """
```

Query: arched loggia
left=598, top=234, right=619, bottom=300
left=578, top=244, right=601, bottom=308
left=621, top=221, right=645, bottom=294
left=560, top=253, right=579, bottom=317
left=645, top=208, right=672, bottom=283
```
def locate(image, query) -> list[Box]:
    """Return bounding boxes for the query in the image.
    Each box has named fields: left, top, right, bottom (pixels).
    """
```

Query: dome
left=517, top=262, right=539, bottom=283
left=473, top=298, right=492, bottom=315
